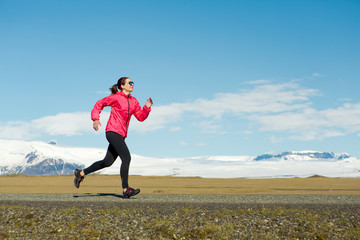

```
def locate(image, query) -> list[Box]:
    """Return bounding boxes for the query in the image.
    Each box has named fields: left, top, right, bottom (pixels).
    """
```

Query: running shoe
left=123, top=187, right=140, bottom=198
left=74, top=169, right=84, bottom=188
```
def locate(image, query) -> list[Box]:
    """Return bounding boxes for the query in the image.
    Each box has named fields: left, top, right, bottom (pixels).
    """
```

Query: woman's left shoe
left=74, top=169, right=84, bottom=188
left=123, top=187, right=140, bottom=198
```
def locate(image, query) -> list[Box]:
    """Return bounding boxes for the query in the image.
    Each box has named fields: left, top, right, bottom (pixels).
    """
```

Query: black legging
left=83, top=131, right=131, bottom=189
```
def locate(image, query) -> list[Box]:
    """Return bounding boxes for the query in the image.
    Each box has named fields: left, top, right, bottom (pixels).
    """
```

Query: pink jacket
left=91, top=91, right=151, bottom=138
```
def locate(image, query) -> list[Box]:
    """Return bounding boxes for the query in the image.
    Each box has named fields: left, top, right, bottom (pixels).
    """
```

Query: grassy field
left=0, top=174, right=359, bottom=194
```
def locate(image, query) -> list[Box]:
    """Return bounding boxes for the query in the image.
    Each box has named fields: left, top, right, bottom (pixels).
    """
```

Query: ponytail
left=109, top=84, right=118, bottom=94
left=109, top=77, right=128, bottom=94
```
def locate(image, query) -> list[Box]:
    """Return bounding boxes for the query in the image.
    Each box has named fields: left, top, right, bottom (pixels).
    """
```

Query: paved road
left=1, top=193, right=359, bottom=209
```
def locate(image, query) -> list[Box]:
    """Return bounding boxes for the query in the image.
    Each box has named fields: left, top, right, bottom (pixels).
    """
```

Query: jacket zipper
left=125, top=97, right=130, bottom=128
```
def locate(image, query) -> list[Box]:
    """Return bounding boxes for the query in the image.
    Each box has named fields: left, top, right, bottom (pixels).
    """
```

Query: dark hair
left=109, top=77, right=128, bottom=94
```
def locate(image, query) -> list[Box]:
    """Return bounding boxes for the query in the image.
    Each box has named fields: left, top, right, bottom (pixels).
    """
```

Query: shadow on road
left=73, top=193, right=126, bottom=199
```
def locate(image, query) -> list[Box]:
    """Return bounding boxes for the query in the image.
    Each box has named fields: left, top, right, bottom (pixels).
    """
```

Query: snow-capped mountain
left=0, top=139, right=359, bottom=178
left=254, top=151, right=351, bottom=162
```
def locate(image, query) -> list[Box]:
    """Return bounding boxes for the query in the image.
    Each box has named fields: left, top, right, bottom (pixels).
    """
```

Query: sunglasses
left=128, top=81, right=134, bottom=86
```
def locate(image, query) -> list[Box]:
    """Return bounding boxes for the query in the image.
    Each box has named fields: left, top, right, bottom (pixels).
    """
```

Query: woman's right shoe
left=74, top=169, right=84, bottom=188
left=123, top=187, right=140, bottom=198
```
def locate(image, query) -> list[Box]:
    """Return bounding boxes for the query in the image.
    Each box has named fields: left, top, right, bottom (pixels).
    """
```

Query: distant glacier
left=0, top=139, right=359, bottom=178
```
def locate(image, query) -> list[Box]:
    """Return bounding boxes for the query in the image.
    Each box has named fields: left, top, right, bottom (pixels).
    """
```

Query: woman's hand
left=146, top=98, right=153, bottom=108
left=93, top=120, right=101, bottom=131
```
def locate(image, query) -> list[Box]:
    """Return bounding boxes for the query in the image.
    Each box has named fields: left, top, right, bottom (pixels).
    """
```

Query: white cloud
left=130, top=82, right=321, bottom=135
left=0, top=121, right=34, bottom=140
left=129, top=104, right=185, bottom=133
left=169, top=126, right=181, bottom=132
left=31, top=112, right=92, bottom=136
left=320, top=103, right=360, bottom=132
left=269, top=136, right=283, bottom=143
left=2, top=81, right=360, bottom=142
left=96, top=90, right=111, bottom=95
left=241, top=130, right=253, bottom=135
left=247, top=79, right=272, bottom=85
left=175, top=82, right=319, bottom=119
left=312, top=73, right=322, bottom=77
left=0, top=112, right=98, bottom=140
left=252, top=103, right=360, bottom=140
left=196, top=142, right=207, bottom=147
left=193, top=121, right=225, bottom=134
left=252, top=108, right=324, bottom=132
left=337, top=98, right=352, bottom=102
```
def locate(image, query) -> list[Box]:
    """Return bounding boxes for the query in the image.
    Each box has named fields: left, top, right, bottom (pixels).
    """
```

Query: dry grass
left=0, top=174, right=359, bottom=194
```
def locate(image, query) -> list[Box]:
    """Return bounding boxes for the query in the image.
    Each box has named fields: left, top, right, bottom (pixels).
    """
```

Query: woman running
left=74, top=77, right=153, bottom=198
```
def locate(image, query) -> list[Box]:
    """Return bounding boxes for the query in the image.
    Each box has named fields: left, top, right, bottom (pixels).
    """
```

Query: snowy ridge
left=0, top=139, right=359, bottom=178
left=254, top=151, right=351, bottom=162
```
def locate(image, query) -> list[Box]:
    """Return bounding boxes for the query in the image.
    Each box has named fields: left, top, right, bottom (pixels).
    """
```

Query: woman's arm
left=91, top=95, right=115, bottom=130
left=133, top=98, right=152, bottom=122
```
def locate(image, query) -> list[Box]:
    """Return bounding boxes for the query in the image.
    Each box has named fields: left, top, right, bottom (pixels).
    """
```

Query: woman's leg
left=105, top=131, right=131, bottom=190
left=74, top=144, right=118, bottom=188
left=83, top=143, right=118, bottom=175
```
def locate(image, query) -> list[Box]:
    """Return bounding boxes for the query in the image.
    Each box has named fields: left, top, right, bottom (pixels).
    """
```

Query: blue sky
left=1, top=0, right=360, bottom=158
